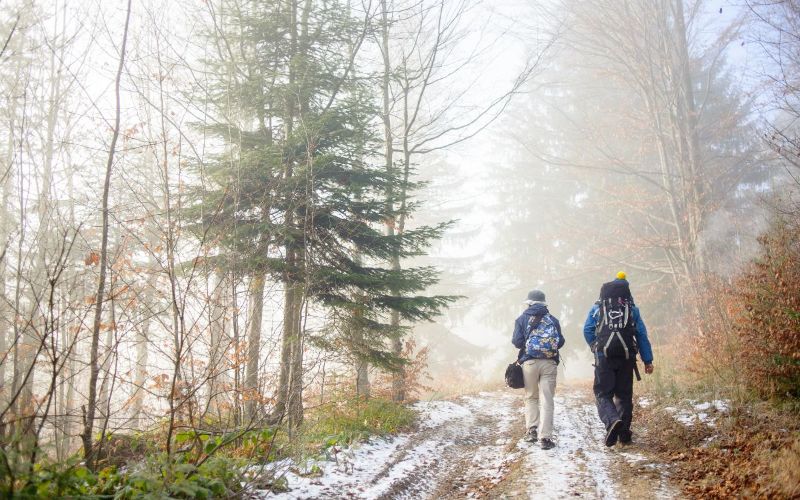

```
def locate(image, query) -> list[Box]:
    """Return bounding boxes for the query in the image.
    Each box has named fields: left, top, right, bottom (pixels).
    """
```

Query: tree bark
left=275, top=0, right=306, bottom=430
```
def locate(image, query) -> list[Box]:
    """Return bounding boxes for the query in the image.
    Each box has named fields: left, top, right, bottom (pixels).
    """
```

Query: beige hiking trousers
left=522, top=358, right=558, bottom=439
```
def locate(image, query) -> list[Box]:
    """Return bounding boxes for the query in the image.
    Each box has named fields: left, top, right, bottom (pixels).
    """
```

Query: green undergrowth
left=0, top=397, right=416, bottom=498
left=301, top=397, right=415, bottom=450
left=263, top=397, right=416, bottom=467
left=0, top=452, right=246, bottom=499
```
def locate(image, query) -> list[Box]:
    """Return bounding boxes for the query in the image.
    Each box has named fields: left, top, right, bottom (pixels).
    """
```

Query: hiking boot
left=619, top=429, right=632, bottom=444
left=540, top=438, right=555, bottom=450
left=523, top=427, right=538, bottom=443
left=605, top=419, right=622, bottom=447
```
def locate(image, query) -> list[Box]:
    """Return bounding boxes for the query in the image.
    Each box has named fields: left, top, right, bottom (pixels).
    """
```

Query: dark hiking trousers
left=593, top=355, right=635, bottom=433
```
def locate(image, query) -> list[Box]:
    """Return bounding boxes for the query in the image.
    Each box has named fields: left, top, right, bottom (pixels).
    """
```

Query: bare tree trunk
left=55, top=298, right=66, bottom=461
left=131, top=283, right=151, bottom=430
left=275, top=264, right=305, bottom=428
left=0, top=106, right=13, bottom=413
left=244, top=274, right=265, bottom=422
left=352, top=252, right=370, bottom=399
left=378, top=0, right=405, bottom=402
left=274, top=296, right=292, bottom=420
left=207, top=269, right=228, bottom=419
left=59, top=303, right=77, bottom=458
left=97, top=270, right=117, bottom=431
left=274, top=0, right=305, bottom=430
left=671, top=0, right=706, bottom=276
left=355, top=344, right=370, bottom=399
left=231, top=279, right=242, bottom=427
left=55, top=292, right=78, bottom=461
left=82, top=0, right=132, bottom=469
left=286, top=279, right=304, bottom=428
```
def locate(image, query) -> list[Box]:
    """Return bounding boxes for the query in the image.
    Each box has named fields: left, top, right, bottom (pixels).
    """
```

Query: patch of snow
left=469, top=442, right=520, bottom=486
left=257, top=396, right=481, bottom=498
left=617, top=451, right=647, bottom=463
left=693, top=400, right=729, bottom=413
left=361, top=438, right=446, bottom=498
left=454, top=393, right=522, bottom=489
left=521, top=396, right=618, bottom=499
left=665, top=399, right=729, bottom=428
left=463, top=392, right=517, bottom=433
left=253, top=435, right=411, bottom=499
left=637, top=397, right=653, bottom=408
left=412, top=400, right=473, bottom=430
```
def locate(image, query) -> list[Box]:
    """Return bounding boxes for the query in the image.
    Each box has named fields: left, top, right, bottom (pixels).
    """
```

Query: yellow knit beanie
left=616, top=271, right=627, bottom=280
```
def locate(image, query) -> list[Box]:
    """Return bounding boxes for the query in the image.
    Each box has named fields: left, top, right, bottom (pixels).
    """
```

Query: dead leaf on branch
left=85, top=252, right=100, bottom=266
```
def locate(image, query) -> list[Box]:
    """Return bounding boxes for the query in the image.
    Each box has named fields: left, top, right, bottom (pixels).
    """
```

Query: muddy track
left=372, top=392, right=519, bottom=499
left=377, top=387, right=678, bottom=499
left=264, top=385, right=680, bottom=499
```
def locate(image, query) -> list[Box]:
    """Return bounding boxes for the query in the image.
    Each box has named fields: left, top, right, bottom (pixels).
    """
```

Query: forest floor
left=258, top=382, right=681, bottom=499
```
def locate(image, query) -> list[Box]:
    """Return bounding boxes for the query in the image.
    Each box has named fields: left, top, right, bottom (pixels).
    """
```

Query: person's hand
left=645, top=363, right=654, bottom=375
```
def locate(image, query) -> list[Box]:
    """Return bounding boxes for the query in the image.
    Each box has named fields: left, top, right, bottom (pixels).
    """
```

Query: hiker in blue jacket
left=512, top=289, right=565, bottom=450
left=583, top=272, right=654, bottom=446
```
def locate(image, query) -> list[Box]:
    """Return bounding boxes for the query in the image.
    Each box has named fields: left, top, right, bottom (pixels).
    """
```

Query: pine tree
left=189, top=0, right=452, bottom=427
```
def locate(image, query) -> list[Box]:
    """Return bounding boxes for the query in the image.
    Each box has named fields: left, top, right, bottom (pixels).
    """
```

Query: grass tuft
left=300, top=397, right=416, bottom=452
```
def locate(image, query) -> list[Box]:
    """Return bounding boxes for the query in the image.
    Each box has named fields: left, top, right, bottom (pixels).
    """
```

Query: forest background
left=0, top=0, right=798, bottom=497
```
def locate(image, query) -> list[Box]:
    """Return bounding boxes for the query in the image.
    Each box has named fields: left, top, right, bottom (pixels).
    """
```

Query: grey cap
left=526, top=289, right=546, bottom=302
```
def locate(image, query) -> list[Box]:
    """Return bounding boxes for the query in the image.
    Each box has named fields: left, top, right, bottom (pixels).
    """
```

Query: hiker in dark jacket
left=583, top=272, right=654, bottom=446
left=512, top=289, right=565, bottom=450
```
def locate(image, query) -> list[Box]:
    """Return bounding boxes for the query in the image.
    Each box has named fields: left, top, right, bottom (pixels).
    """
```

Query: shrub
left=692, top=214, right=800, bottom=401
left=737, top=217, right=800, bottom=398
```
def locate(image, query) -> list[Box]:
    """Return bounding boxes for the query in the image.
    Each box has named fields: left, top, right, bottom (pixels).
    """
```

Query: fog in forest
left=0, top=0, right=797, bottom=492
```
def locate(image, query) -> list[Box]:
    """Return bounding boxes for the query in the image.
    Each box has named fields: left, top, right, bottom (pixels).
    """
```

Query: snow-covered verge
left=250, top=434, right=414, bottom=498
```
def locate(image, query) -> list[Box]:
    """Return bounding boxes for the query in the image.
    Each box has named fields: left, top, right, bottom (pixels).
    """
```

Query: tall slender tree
left=82, top=0, right=132, bottom=470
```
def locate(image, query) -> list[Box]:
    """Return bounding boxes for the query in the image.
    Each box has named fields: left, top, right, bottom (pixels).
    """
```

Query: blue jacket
left=582, top=302, right=654, bottom=364
left=512, top=302, right=566, bottom=363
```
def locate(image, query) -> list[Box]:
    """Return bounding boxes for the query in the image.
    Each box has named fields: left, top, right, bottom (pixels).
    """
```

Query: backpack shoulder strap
left=526, top=313, right=544, bottom=337
left=594, top=300, right=606, bottom=335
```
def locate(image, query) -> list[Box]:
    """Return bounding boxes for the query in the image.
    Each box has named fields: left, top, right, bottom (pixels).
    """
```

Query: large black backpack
left=594, top=281, right=638, bottom=359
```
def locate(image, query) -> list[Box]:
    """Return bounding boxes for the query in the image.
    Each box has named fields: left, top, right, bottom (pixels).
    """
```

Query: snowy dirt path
left=260, top=385, right=679, bottom=499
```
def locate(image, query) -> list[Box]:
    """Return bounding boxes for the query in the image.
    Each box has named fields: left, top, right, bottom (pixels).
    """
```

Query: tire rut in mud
left=373, top=393, right=518, bottom=499
left=352, top=388, right=678, bottom=499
